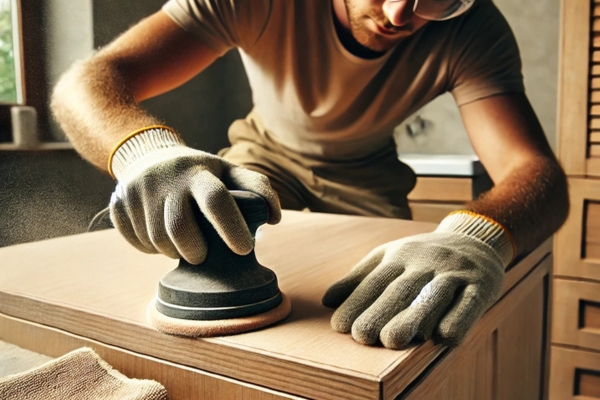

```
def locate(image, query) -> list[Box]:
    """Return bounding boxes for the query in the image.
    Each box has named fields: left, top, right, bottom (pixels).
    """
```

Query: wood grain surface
left=0, top=211, right=437, bottom=399
left=586, top=200, right=600, bottom=259
left=407, top=177, right=472, bottom=202
left=0, top=211, right=551, bottom=399
left=409, top=202, right=464, bottom=223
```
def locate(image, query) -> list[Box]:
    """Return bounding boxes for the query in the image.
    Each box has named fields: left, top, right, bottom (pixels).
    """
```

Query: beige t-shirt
left=163, top=0, right=524, bottom=160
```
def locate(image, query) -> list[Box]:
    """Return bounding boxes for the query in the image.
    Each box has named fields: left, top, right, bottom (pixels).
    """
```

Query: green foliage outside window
left=0, top=0, right=17, bottom=104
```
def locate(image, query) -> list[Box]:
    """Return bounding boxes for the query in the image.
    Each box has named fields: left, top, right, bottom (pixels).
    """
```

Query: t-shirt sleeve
left=162, top=0, right=272, bottom=55
left=447, top=0, right=524, bottom=106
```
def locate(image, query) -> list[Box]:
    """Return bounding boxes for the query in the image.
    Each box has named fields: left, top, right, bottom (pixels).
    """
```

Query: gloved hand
left=108, top=126, right=281, bottom=265
left=321, top=211, right=515, bottom=349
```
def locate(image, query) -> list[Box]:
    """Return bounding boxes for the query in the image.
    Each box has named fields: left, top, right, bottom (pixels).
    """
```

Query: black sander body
left=147, top=191, right=291, bottom=337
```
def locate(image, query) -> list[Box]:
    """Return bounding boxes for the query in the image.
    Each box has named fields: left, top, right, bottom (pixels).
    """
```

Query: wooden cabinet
left=406, top=174, right=492, bottom=223
left=0, top=211, right=551, bottom=399
left=554, top=178, right=600, bottom=281
left=405, top=267, right=549, bottom=400
left=552, top=0, right=600, bottom=397
left=399, top=154, right=492, bottom=223
left=558, top=0, right=600, bottom=177
left=552, top=279, right=600, bottom=352
left=550, top=347, right=600, bottom=399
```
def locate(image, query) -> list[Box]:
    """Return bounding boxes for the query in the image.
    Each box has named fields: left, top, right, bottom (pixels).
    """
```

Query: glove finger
left=190, top=171, right=254, bottom=256
left=148, top=217, right=180, bottom=260
left=225, top=166, right=282, bottom=225
left=435, top=284, right=488, bottom=348
left=109, top=187, right=155, bottom=254
left=123, top=185, right=157, bottom=252
left=322, top=245, right=388, bottom=308
left=380, top=275, right=463, bottom=350
left=164, top=194, right=207, bottom=265
left=329, top=256, right=406, bottom=333
left=350, top=270, right=432, bottom=345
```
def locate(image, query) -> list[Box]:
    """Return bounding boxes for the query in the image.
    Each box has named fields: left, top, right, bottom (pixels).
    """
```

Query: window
left=0, top=0, right=23, bottom=104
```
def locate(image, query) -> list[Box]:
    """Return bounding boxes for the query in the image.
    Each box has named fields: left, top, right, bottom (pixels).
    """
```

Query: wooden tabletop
left=0, top=210, right=551, bottom=399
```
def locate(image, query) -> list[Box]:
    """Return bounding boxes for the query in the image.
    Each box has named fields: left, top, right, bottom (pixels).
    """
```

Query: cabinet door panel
left=554, top=178, right=600, bottom=281
left=550, top=346, right=600, bottom=399
left=553, top=279, right=600, bottom=351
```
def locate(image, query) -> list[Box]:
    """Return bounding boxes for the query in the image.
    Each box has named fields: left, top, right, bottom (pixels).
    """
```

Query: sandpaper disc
left=146, top=292, right=291, bottom=337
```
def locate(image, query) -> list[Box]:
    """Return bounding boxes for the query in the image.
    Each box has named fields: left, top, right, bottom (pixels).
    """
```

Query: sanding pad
left=147, top=292, right=291, bottom=337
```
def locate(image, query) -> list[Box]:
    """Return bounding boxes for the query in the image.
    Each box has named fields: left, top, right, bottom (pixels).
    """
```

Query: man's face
left=343, top=0, right=429, bottom=52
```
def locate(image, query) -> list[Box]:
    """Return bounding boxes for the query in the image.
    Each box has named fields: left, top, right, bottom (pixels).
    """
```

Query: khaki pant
left=220, top=113, right=416, bottom=219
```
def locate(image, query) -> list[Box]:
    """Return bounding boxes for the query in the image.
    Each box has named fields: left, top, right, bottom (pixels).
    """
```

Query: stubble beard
left=342, top=0, right=413, bottom=52
left=344, top=0, right=414, bottom=53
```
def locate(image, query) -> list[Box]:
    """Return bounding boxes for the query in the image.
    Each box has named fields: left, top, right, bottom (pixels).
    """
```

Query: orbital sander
left=147, top=191, right=291, bottom=337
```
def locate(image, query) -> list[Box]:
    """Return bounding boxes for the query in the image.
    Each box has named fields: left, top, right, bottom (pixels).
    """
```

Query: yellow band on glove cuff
left=438, top=210, right=517, bottom=265
left=107, top=125, right=176, bottom=179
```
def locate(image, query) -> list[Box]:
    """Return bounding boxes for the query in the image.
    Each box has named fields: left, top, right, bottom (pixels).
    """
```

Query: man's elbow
left=50, top=58, right=89, bottom=123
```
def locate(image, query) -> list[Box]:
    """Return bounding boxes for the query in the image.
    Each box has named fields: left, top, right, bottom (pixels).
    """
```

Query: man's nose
left=382, top=0, right=415, bottom=26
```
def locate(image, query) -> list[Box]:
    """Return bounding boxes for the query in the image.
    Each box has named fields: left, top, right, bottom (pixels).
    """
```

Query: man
left=51, top=0, right=569, bottom=349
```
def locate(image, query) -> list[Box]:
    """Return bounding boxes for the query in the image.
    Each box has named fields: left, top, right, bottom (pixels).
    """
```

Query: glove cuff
left=108, top=126, right=185, bottom=180
left=436, top=210, right=516, bottom=267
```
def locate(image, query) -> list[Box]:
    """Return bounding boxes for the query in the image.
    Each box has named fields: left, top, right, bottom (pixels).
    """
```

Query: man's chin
left=352, top=29, right=409, bottom=52
left=355, top=35, right=397, bottom=53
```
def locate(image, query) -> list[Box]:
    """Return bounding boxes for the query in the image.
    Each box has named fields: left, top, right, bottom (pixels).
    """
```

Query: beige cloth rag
left=0, top=347, right=168, bottom=400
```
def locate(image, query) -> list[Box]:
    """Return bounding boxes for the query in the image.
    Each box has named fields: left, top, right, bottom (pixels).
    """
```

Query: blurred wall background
left=395, top=0, right=560, bottom=155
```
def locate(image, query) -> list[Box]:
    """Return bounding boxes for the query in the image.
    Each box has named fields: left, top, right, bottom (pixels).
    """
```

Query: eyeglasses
left=413, top=0, right=476, bottom=21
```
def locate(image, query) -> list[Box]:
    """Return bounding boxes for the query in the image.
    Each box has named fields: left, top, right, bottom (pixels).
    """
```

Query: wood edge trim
left=0, top=312, right=306, bottom=400
left=0, top=291, right=379, bottom=400
left=502, top=238, right=552, bottom=297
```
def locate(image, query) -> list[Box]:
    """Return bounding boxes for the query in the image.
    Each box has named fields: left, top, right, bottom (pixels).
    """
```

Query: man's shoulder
left=164, top=0, right=273, bottom=28
left=426, top=0, right=517, bottom=60
left=163, top=0, right=274, bottom=51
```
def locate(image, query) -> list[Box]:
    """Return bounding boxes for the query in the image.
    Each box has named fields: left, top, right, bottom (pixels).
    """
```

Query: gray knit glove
left=322, top=211, right=515, bottom=349
left=108, top=126, right=281, bottom=264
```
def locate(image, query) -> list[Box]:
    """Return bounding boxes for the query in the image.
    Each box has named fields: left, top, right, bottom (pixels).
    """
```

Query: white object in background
left=398, top=153, right=484, bottom=176
left=394, top=93, right=474, bottom=155
left=11, top=106, right=39, bottom=148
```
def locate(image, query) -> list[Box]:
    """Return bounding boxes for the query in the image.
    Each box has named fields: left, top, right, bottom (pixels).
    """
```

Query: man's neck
left=331, top=0, right=385, bottom=59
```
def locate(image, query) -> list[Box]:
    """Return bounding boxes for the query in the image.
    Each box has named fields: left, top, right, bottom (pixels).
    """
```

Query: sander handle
left=226, top=190, right=270, bottom=236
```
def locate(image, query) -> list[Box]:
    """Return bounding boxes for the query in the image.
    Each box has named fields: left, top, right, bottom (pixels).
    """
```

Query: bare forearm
left=467, top=155, right=569, bottom=257
left=50, top=57, right=161, bottom=171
